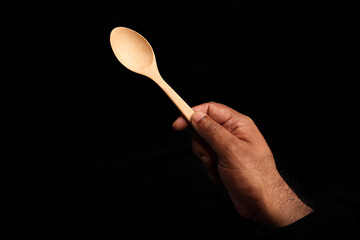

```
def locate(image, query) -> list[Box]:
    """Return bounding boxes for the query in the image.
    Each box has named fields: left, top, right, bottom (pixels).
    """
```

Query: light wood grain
left=110, top=27, right=194, bottom=122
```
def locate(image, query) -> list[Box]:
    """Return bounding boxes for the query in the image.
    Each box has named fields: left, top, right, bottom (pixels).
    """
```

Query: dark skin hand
left=172, top=102, right=313, bottom=228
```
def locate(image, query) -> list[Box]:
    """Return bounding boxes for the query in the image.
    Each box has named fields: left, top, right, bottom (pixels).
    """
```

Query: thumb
left=191, top=111, right=238, bottom=154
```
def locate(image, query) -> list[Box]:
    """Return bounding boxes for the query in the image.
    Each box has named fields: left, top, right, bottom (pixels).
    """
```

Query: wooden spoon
left=110, top=27, right=194, bottom=122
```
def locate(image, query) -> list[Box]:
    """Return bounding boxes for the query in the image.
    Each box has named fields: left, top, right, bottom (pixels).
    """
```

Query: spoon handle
left=153, top=75, right=194, bottom=122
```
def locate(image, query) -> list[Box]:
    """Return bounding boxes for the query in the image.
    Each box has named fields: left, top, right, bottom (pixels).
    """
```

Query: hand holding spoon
left=110, top=27, right=194, bottom=122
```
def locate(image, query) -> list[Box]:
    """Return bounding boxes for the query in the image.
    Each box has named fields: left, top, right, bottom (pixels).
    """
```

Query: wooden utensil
left=110, top=27, right=194, bottom=122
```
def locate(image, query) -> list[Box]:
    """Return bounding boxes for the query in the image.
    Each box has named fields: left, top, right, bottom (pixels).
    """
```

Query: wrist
left=257, top=174, right=314, bottom=228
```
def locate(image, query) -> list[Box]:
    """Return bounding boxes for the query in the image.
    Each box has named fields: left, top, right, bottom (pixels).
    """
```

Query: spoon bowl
left=110, top=27, right=194, bottom=122
left=110, top=27, right=154, bottom=75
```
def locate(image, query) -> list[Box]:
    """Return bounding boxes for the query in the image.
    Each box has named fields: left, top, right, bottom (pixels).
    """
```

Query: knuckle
left=243, top=115, right=254, bottom=124
left=206, top=101, right=217, bottom=106
left=206, top=101, right=220, bottom=110
left=240, top=115, right=257, bottom=130
left=204, top=120, right=220, bottom=134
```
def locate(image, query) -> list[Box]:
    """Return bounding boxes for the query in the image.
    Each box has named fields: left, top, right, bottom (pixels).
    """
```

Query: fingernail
left=191, top=112, right=206, bottom=123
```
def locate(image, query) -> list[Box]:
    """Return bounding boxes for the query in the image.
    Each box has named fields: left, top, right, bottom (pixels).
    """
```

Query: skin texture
left=172, top=102, right=313, bottom=228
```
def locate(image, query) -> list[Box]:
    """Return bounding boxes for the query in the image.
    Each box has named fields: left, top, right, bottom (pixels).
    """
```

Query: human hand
left=173, top=102, right=313, bottom=227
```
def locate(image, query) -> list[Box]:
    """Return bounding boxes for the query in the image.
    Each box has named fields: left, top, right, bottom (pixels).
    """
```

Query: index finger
left=172, top=101, right=248, bottom=131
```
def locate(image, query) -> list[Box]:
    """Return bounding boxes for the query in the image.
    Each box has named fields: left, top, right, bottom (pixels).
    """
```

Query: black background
left=3, top=2, right=359, bottom=238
